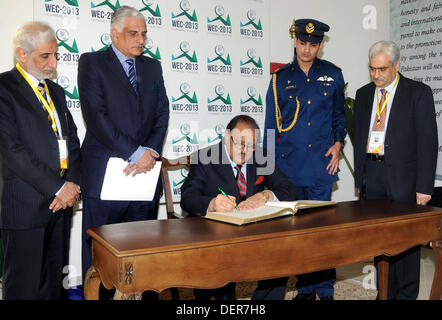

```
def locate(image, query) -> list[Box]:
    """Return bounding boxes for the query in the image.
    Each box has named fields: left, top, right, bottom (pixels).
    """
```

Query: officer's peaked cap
left=294, top=19, right=329, bottom=43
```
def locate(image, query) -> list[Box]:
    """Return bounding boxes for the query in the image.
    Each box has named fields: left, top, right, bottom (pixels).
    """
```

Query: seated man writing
left=180, top=115, right=297, bottom=300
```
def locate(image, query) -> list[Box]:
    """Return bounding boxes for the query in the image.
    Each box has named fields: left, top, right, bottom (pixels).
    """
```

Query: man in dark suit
left=78, top=6, right=169, bottom=285
left=181, top=115, right=297, bottom=300
left=353, top=40, right=438, bottom=300
left=0, top=22, right=81, bottom=299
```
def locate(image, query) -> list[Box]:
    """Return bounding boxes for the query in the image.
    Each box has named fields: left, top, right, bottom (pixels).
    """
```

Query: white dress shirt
left=368, top=73, right=400, bottom=155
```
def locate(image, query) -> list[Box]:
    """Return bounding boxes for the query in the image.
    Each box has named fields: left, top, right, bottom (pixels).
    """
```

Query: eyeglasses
left=368, top=65, right=392, bottom=72
left=126, top=30, right=148, bottom=40
left=230, top=136, right=255, bottom=151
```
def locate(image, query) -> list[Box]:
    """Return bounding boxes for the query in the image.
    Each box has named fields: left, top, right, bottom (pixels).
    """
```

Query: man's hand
left=237, top=191, right=273, bottom=211
left=49, top=182, right=81, bottom=213
left=416, top=192, right=431, bottom=205
left=208, top=194, right=236, bottom=212
left=123, top=149, right=159, bottom=177
left=325, top=141, right=342, bottom=175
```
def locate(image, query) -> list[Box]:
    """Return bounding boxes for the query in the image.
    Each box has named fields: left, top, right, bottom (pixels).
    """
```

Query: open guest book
left=204, top=200, right=336, bottom=226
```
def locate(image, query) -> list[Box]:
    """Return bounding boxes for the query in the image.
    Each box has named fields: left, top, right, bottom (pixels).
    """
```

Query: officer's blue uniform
left=264, top=19, right=346, bottom=299
left=264, top=57, right=346, bottom=188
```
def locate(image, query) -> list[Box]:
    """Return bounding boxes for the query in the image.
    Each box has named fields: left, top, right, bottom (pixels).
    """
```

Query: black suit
left=78, top=47, right=169, bottom=283
left=353, top=73, right=438, bottom=299
left=181, top=141, right=297, bottom=214
left=181, top=141, right=297, bottom=300
left=0, top=67, right=81, bottom=299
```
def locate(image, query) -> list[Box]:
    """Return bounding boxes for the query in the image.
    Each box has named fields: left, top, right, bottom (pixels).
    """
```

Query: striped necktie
left=125, top=58, right=138, bottom=95
left=37, top=82, right=58, bottom=135
left=235, top=165, right=247, bottom=199
left=37, top=82, right=48, bottom=103
left=376, top=89, right=387, bottom=130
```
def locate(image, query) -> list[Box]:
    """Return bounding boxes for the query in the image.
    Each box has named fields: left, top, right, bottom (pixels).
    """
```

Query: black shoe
left=319, top=295, right=334, bottom=300
left=293, top=291, right=316, bottom=301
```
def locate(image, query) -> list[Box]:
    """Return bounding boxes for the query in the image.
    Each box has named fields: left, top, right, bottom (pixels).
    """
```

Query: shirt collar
left=111, top=44, right=135, bottom=65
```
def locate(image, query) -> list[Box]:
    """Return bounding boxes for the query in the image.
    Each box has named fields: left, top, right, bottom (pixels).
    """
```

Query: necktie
left=125, top=58, right=138, bottom=95
left=37, top=82, right=58, bottom=135
left=37, top=82, right=48, bottom=103
left=367, top=89, right=387, bottom=153
left=374, top=89, right=388, bottom=131
left=235, top=165, right=247, bottom=199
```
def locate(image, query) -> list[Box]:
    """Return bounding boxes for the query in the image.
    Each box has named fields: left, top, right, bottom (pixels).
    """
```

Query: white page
left=266, top=200, right=335, bottom=210
left=100, top=158, right=161, bottom=201
left=213, top=205, right=291, bottom=220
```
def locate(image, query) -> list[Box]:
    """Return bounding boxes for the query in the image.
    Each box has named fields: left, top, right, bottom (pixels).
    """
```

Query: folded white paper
left=100, top=157, right=162, bottom=201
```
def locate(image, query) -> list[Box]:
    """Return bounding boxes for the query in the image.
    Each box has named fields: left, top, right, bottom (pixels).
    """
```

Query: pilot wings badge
left=317, top=75, right=334, bottom=86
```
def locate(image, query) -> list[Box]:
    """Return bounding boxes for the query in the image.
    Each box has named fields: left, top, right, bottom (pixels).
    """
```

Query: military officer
left=264, top=19, right=346, bottom=300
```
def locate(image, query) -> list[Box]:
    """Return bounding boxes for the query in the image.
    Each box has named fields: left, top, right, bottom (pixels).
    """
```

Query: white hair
left=368, top=40, right=400, bottom=65
left=13, top=21, right=55, bottom=62
left=111, top=5, right=145, bottom=32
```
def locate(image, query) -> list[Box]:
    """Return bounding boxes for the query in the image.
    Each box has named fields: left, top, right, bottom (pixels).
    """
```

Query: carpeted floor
left=158, top=276, right=378, bottom=300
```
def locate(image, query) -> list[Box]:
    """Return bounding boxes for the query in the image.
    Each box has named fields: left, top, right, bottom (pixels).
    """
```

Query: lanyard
left=16, top=63, right=59, bottom=135
left=376, top=75, right=399, bottom=122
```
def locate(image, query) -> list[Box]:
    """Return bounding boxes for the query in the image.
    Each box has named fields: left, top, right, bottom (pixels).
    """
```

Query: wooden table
left=84, top=200, right=442, bottom=300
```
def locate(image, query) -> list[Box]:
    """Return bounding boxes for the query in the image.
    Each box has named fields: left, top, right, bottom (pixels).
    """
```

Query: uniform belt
left=366, top=153, right=385, bottom=161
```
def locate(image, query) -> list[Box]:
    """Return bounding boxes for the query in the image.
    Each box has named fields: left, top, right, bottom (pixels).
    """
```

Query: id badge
left=58, top=138, right=69, bottom=169
left=367, top=131, right=385, bottom=154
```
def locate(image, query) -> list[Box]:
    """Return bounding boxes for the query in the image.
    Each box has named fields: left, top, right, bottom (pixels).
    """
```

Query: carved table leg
left=84, top=266, right=101, bottom=300
left=430, top=240, right=442, bottom=300
left=377, top=255, right=389, bottom=300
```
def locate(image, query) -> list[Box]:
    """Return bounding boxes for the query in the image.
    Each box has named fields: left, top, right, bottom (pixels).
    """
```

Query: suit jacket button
left=308, top=144, right=312, bottom=148
left=308, top=122, right=312, bottom=126
left=307, top=78, right=311, bottom=82
left=308, top=100, right=312, bottom=104
left=281, top=154, right=285, bottom=158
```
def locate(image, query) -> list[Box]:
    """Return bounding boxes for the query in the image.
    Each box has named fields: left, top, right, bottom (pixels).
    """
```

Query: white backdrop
left=33, top=0, right=271, bottom=286
left=0, top=0, right=392, bottom=286
left=34, top=0, right=270, bottom=203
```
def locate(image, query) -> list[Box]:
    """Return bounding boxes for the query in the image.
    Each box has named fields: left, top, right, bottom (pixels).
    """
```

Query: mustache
left=40, top=67, right=57, bottom=80
left=43, top=67, right=56, bottom=73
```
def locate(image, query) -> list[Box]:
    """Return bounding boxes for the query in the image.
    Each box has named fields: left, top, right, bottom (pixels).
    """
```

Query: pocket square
left=255, top=175, right=264, bottom=185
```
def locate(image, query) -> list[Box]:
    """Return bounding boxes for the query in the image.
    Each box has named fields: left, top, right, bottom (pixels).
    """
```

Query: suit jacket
left=0, top=68, right=81, bottom=229
left=180, top=141, right=298, bottom=216
left=78, top=47, right=169, bottom=198
left=353, top=73, right=438, bottom=201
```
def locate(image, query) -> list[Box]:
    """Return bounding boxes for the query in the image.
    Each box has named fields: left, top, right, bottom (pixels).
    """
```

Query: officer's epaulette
left=321, top=59, right=342, bottom=71
left=271, top=62, right=291, bottom=74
